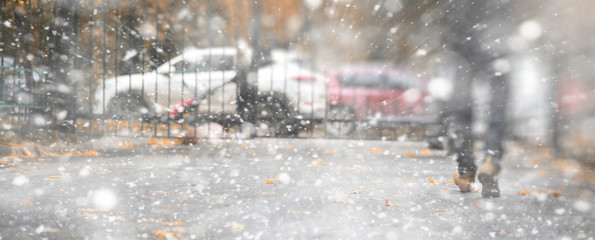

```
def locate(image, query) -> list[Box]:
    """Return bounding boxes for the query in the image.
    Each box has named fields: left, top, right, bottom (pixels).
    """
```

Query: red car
left=325, top=64, right=431, bottom=136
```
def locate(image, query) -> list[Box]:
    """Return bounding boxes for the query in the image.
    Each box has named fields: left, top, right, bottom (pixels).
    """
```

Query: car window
left=206, top=55, right=235, bottom=71
left=338, top=73, right=386, bottom=88
left=175, top=55, right=235, bottom=73
left=385, top=75, right=417, bottom=89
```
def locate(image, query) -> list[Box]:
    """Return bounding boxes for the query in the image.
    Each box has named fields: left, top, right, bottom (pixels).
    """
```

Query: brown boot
left=454, top=170, right=475, bottom=193
left=478, top=156, right=501, bottom=198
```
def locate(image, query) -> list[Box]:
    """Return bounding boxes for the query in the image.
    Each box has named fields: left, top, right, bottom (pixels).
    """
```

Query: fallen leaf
left=162, top=221, right=184, bottom=226
left=475, top=201, right=479, bottom=205
left=327, top=149, right=335, bottom=154
left=419, top=149, right=432, bottom=155
left=442, top=180, right=454, bottom=184
left=156, top=190, right=168, bottom=194
left=403, top=178, right=408, bottom=181
left=285, top=145, right=293, bottom=150
left=405, top=152, right=417, bottom=157
left=5, top=153, right=24, bottom=159
left=23, top=149, right=35, bottom=158
left=385, top=200, right=392, bottom=206
left=515, top=190, right=531, bottom=195
left=370, top=148, right=383, bottom=153
left=428, top=178, right=437, bottom=184
left=22, top=201, right=32, bottom=204
left=350, top=189, right=370, bottom=194
left=331, top=200, right=344, bottom=203
left=265, top=180, right=275, bottom=184
left=227, top=221, right=245, bottom=231
left=155, top=231, right=166, bottom=238
left=314, top=158, right=323, bottom=163
left=349, top=164, right=362, bottom=168
left=40, top=227, right=61, bottom=233
left=548, top=189, right=564, bottom=197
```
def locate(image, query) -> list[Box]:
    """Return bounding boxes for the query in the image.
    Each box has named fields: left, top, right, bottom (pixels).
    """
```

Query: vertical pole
left=88, top=0, right=95, bottom=137
left=251, top=0, right=261, bottom=70
left=206, top=0, right=213, bottom=137
left=72, top=0, right=81, bottom=137
left=166, top=0, right=174, bottom=138
left=102, top=0, right=108, bottom=136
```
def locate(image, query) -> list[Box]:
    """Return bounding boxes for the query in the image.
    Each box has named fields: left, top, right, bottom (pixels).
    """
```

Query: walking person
left=444, top=1, right=512, bottom=197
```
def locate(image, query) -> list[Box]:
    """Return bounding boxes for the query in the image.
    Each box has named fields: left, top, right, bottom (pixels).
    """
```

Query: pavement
left=0, top=138, right=593, bottom=239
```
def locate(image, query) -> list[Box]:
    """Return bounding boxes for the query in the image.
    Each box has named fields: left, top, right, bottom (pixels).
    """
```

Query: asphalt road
left=0, top=138, right=593, bottom=239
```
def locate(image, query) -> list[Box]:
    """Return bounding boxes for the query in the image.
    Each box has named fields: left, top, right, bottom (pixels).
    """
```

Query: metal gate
left=0, top=0, right=443, bottom=142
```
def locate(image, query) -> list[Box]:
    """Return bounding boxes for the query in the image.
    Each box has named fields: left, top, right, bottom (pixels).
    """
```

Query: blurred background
left=0, top=0, right=593, bottom=164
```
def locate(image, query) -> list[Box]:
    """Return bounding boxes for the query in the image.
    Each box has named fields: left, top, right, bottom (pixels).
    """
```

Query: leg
left=450, top=110, right=477, bottom=192
left=479, top=73, right=508, bottom=197
left=446, top=68, right=477, bottom=193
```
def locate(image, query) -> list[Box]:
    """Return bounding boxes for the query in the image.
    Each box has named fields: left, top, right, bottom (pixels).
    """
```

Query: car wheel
left=324, top=105, right=356, bottom=137
left=107, top=92, right=151, bottom=121
left=254, top=96, right=299, bottom=137
left=254, top=99, right=290, bottom=137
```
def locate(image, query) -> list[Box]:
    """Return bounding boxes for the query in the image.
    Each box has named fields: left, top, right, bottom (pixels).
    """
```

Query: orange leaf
left=403, top=178, right=408, bottom=181
left=22, top=201, right=32, bottom=204
left=349, top=164, right=362, bottom=168
left=314, top=158, right=323, bottom=163
left=285, top=145, right=293, bottom=150
left=327, top=149, right=335, bottom=153
left=475, top=201, right=479, bottom=205
left=515, top=190, right=531, bottom=195
left=155, top=231, right=166, bottom=238
left=405, top=152, right=417, bottom=157
left=385, top=200, right=392, bottom=206
left=350, top=189, right=370, bottom=194
left=428, top=178, right=437, bottom=184
left=419, top=149, right=432, bottom=155
left=156, top=190, right=168, bottom=194
left=370, top=148, right=383, bottom=153
left=23, top=149, right=35, bottom=158
left=331, top=200, right=344, bottom=203
left=265, top=180, right=275, bottom=184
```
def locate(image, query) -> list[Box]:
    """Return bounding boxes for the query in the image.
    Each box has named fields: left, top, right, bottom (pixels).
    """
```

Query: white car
left=93, top=47, right=327, bottom=125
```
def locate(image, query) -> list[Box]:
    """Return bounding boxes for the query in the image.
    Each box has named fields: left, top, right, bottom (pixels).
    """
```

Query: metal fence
left=0, top=0, right=442, bottom=142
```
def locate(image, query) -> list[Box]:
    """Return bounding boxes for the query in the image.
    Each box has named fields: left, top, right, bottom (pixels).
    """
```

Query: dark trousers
left=449, top=72, right=508, bottom=175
